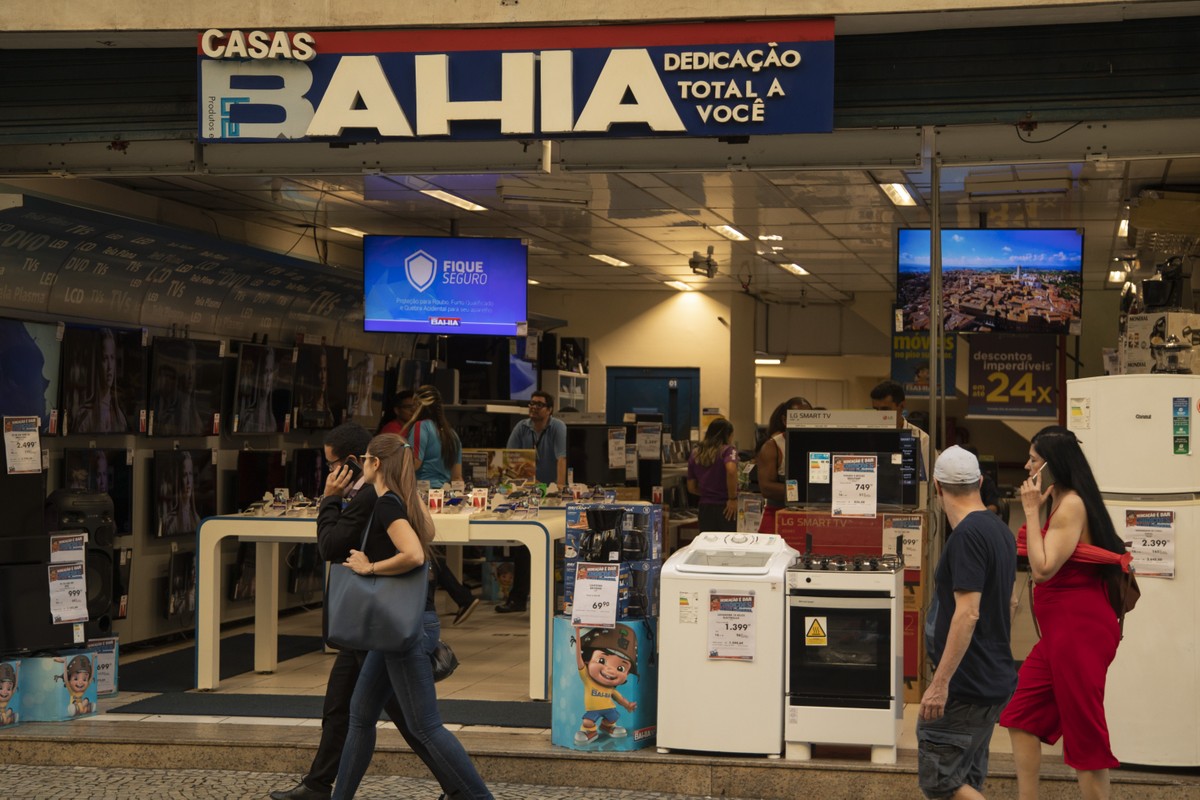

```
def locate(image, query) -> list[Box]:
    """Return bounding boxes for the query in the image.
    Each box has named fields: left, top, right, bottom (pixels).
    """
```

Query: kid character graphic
left=0, top=663, right=17, bottom=726
left=573, top=623, right=639, bottom=746
left=63, top=655, right=94, bottom=717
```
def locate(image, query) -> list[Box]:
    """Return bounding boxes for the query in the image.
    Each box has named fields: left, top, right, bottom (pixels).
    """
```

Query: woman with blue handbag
left=329, top=433, right=492, bottom=800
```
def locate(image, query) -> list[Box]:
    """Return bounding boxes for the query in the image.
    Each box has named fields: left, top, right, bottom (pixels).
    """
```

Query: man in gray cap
left=917, top=445, right=1017, bottom=800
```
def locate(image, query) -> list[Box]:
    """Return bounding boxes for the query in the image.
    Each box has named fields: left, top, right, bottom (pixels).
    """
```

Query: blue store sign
left=198, top=20, right=834, bottom=142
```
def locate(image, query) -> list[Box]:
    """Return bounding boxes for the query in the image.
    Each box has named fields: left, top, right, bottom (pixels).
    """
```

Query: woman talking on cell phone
left=999, top=425, right=1132, bottom=800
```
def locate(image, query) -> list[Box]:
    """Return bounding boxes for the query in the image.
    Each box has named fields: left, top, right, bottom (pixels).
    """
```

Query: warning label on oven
left=805, top=616, right=828, bottom=646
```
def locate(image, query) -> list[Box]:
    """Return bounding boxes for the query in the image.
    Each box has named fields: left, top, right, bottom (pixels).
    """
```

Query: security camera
left=690, top=245, right=718, bottom=278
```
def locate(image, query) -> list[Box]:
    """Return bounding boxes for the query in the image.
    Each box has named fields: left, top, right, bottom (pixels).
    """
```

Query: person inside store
left=870, top=379, right=932, bottom=489
left=497, top=389, right=567, bottom=613
left=918, top=445, right=1018, bottom=800
left=270, top=423, right=448, bottom=800
left=687, top=418, right=739, bottom=533
left=1000, top=426, right=1129, bottom=800
left=403, top=384, right=480, bottom=625
left=329, top=433, right=493, bottom=800
left=755, top=396, right=812, bottom=534
left=377, top=389, right=416, bottom=435
left=72, top=327, right=129, bottom=433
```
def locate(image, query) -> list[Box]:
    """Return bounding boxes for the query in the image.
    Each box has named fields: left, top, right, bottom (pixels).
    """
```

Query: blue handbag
left=326, top=494, right=427, bottom=652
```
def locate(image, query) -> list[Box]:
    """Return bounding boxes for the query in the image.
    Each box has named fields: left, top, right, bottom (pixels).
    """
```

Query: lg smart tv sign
left=363, top=236, right=527, bottom=336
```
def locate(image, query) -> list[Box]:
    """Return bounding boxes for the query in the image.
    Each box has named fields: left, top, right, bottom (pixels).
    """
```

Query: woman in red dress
left=1000, top=426, right=1129, bottom=800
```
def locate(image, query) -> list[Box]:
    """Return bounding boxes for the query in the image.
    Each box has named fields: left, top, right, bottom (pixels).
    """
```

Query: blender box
left=551, top=615, right=658, bottom=752
left=20, top=650, right=98, bottom=721
left=0, top=659, right=21, bottom=728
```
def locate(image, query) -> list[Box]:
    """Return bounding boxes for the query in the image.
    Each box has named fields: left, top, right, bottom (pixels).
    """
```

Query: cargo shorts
left=916, top=698, right=1008, bottom=799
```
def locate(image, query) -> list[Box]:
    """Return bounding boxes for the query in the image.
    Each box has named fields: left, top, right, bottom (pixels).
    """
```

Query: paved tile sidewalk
left=0, top=764, right=736, bottom=800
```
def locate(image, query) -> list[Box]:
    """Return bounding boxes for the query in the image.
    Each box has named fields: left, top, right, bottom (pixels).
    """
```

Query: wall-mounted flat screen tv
left=897, top=228, right=1084, bottom=334
left=62, top=448, right=134, bottom=537
left=291, top=447, right=328, bottom=501
left=233, top=343, right=295, bottom=434
left=293, top=343, right=347, bottom=429
left=148, top=338, right=226, bottom=436
left=233, top=449, right=288, bottom=512
left=152, top=449, right=217, bottom=538
left=0, top=318, right=61, bottom=434
left=59, top=324, right=146, bottom=434
left=347, top=351, right=386, bottom=429
left=444, top=335, right=512, bottom=403
left=363, top=236, right=528, bottom=335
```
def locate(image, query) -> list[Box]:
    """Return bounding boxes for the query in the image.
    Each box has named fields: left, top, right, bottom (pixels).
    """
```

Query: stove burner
left=827, top=556, right=851, bottom=571
left=876, top=554, right=902, bottom=572
left=794, top=553, right=903, bottom=572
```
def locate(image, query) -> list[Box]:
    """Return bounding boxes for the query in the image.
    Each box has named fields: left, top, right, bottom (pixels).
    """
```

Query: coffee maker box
left=20, top=650, right=98, bottom=722
left=1122, top=312, right=1200, bottom=374
left=0, top=659, right=21, bottom=728
left=551, top=615, right=658, bottom=752
left=564, top=502, right=663, bottom=564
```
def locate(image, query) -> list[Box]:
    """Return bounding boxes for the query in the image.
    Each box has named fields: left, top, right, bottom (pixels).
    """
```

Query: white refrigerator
left=1067, top=375, right=1200, bottom=766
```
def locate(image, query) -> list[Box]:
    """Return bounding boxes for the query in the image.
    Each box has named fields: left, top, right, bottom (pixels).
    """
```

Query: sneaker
left=453, top=598, right=480, bottom=625
left=495, top=601, right=526, bottom=614
left=574, top=729, right=598, bottom=745
left=600, top=722, right=628, bottom=738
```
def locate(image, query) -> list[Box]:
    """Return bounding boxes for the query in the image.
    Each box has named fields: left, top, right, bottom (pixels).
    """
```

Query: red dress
left=999, top=523, right=1121, bottom=771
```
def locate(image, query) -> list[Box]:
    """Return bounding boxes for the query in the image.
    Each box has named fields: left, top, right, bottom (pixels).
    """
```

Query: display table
left=195, top=510, right=566, bottom=700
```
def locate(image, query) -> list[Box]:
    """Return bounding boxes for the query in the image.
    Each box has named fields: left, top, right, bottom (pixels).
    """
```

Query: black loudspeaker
left=45, top=490, right=116, bottom=637
left=0, top=538, right=76, bottom=656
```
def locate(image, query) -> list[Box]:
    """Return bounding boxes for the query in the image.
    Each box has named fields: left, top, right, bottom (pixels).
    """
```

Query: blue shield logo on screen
left=405, top=250, right=437, bottom=292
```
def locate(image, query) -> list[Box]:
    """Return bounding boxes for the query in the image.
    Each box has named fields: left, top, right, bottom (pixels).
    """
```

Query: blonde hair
left=367, top=433, right=434, bottom=560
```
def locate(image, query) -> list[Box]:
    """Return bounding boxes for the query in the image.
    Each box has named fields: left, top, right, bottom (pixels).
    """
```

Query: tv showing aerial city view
left=896, top=228, right=1084, bottom=335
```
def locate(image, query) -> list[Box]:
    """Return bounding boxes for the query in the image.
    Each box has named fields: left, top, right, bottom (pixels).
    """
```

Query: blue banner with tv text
left=891, top=332, right=956, bottom=399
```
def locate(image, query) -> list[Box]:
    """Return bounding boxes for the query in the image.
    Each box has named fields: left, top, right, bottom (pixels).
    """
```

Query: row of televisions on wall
left=63, top=448, right=328, bottom=540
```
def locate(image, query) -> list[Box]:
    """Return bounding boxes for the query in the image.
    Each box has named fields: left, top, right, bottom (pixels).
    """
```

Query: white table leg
left=254, top=541, right=280, bottom=674
left=195, top=522, right=224, bottom=690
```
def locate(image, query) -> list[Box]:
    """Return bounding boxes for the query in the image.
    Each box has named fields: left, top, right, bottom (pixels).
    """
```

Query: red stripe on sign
left=197, top=19, right=833, bottom=55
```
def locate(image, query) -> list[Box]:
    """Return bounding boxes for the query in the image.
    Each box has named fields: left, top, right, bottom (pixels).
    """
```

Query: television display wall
left=294, top=344, right=347, bottom=429
left=233, top=344, right=295, bottom=434
left=234, top=450, right=288, bottom=512
left=152, top=449, right=217, bottom=538
left=291, top=447, right=328, bottom=501
left=62, top=448, right=135, bottom=537
left=59, top=324, right=146, bottom=435
left=347, top=351, right=386, bottom=429
left=148, top=338, right=226, bottom=436
left=363, top=236, right=528, bottom=335
left=0, top=318, right=61, bottom=434
left=897, top=228, right=1084, bottom=334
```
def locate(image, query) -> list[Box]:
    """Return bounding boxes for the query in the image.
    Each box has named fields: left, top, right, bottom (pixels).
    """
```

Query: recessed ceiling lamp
left=528, top=278, right=541, bottom=285
left=712, top=224, right=749, bottom=242
left=664, top=280, right=694, bottom=291
left=779, top=263, right=810, bottom=276
left=1118, top=217, right=1130, bottom=239
left=331, top=226, right=368, bottom=237
left=754, top=357, right=783, bottom=365
left=879, top=182, right=917, bottom=207
left=590, top=254, right=631, bottom=267
left=420, top=189, right=487, bottom=211
left=758, top=234, right=783, bottom=241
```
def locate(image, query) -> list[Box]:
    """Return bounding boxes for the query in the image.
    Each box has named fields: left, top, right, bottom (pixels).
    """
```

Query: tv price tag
left=831, top=454, right=878, bottom=519
left=3, top=415, right=42, bottom=474
left=707, top=591, right=756, bottom=661
left=570, top=562, right=620, bottom=628
left=48, top=562, right=89, bottom=624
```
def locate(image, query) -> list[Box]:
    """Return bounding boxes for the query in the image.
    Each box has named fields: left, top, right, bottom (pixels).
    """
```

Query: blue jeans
left=332, top=612, right=492, bottom=800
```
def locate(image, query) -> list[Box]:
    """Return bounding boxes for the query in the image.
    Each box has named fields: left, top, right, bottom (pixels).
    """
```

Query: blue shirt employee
left=506, top=390, right=568, bottom=487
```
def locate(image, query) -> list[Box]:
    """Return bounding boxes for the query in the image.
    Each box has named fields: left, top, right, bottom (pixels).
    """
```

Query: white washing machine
left=657, top=532, right=798, bottom=756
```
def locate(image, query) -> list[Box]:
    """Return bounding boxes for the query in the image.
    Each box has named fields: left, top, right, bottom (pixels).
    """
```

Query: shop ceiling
left=4, top=7, right=1200, bottom=307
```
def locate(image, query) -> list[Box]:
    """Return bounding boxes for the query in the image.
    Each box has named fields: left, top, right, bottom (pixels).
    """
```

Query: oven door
left=787, top=591, right=894, bottom=709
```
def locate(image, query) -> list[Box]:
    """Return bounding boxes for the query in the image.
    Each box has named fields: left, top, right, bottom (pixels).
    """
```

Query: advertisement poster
left=570, top=563, right=620, bottom=628
left=890, top=332, right=956, bottom=399
left=831, top=454, right=878, bottom=518
left=707, top=591, right=756, bottom=661
left=1123, top=510, right=1175, bottom=578
left=967, top=335, right=1057, bottom=419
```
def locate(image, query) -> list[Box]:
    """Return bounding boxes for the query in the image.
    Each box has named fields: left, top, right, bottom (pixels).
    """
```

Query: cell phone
left=342, top=458, right=363, bottom=480
left=1037, top=462, right=1056, bottom=491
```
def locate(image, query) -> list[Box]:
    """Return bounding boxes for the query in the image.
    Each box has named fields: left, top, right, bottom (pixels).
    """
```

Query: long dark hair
left=404, top=384, right=460, bottom=467
left=1031, top=425, right=1127, bottom=574
left=765, top=397, right=812, bottom=438
left=377, top=389, right=414, bottom=434
left=694, top=418, right=733, bottom=467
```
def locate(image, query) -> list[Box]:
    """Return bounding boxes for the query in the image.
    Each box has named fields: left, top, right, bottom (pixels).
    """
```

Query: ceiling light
left=779, top=263, right=809, bottom=276
left=497, top=176, right=591, bottom=207
left=879, top=182, right=917, bottom=207
left=419, top=189, right=487, bottom=211
left=527, top=279, right=540, bottom=285
left=758, top=234, right=783, bottom=241
left=330, top=226, right=368, bottom=238
left=754, top=357, right=783, bottom=365
left=771, top=246, right=784, bottom=252
left=712, top=224, right=749, bottom=242
left=590, top=254, right=631, bottom=267
left=665, top=280, right=694, bottom=292
left=1118, top=218, right=1129, bottom=238
left=1107, top=269, right=1128, bottom=286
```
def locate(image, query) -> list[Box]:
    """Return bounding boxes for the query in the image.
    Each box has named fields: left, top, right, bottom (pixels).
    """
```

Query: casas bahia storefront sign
left=197, top=20, right=833, bottom=142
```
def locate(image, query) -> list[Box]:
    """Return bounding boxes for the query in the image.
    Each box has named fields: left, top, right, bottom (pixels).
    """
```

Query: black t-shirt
left=364, top=491, right=435, bottom=610
left=927, top=510, right=1018, bottom=704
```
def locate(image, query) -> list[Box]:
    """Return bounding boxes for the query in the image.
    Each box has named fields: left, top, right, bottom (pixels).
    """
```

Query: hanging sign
left=197, top=20, right=834, bottom=142
left=890, top=332, right=957, bottom=399
left=967, top=335, right=1057, bottom=419
left=707, top=591, right=756, bottom=661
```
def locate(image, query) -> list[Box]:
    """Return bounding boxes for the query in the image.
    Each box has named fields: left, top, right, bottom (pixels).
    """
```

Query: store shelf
left=545, top=370, right=589, bottom=413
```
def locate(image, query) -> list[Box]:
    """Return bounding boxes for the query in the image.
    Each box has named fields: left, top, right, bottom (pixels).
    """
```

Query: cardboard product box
left=563, top=560, right=661, bottom=621
left=20, top=650, right=98, bottom=721
left=902, top=580, right=927, bottom=613
left=565, top=502, right=663, bottom=564
left=1122, top=311, right=1200, bottom=374
left=776, top=510, right=885, bottom=557
left=87, top=637, right=120, bottom=697
left=480, top=551, right=514, bottom=603
left=0, top=659, right=21, bottom=728
left=551, top=615, right=658, bottom=752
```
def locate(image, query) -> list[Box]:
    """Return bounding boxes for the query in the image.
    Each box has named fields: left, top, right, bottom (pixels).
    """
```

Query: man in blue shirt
left=918, top=445, right=1017, bottom=799
left=496, top=390, right=567, bottom=613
